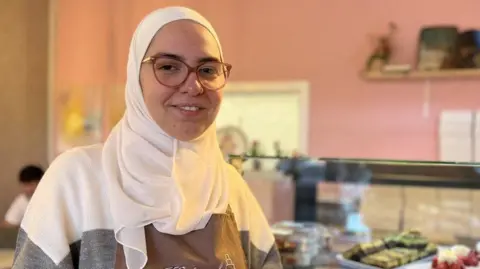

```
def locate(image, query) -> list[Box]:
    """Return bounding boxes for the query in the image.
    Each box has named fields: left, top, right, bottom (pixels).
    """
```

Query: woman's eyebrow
left=198, top=56, right=221, bottom=63
left=151, top=52, right=183, bottom=60
left=151, top=52, right=221, bottom=63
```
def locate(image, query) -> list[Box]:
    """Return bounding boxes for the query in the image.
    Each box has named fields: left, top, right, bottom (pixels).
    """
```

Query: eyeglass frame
left=141, top=55, right=233, bottom=91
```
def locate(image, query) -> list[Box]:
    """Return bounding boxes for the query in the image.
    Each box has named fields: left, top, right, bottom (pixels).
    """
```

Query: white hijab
left=102, top=7, right=229, bottom=269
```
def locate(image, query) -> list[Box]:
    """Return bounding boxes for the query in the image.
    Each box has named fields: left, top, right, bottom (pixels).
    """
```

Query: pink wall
left=54, top=0, right=480, bottom=160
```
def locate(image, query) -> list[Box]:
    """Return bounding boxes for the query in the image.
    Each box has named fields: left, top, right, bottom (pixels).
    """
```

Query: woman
left=13, top=7, right=281, bottom=269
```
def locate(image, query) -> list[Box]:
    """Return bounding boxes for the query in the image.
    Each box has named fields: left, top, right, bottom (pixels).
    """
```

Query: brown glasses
left=141, top=56, right=232, bottom=91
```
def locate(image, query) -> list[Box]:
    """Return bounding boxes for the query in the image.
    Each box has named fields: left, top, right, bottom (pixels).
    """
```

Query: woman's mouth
left=172, top=105, right=206, bottom=118
left=178, top=106, right=201, bottom=111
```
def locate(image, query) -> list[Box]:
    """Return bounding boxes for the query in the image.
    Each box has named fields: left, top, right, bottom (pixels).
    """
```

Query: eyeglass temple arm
left=141, top=57, right=155, bottom=64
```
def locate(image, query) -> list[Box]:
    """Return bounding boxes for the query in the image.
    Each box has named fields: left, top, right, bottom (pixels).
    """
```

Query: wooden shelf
left=361, top=69, right=480, bottom=80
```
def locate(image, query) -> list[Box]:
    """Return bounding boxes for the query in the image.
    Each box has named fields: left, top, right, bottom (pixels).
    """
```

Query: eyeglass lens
left=152, top=58, right=228, bottom=90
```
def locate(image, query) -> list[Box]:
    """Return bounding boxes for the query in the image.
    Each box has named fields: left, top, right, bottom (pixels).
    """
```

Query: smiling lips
left=178, top=105, right=201, bottom=111
left=172, top=104, right=206, bottom=117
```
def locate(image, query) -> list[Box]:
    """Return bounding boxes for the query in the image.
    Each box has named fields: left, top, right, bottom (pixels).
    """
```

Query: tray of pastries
left=337, top=230, right=438, bottom=269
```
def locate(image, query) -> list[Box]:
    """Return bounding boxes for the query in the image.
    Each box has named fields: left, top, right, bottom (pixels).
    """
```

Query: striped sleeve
left=240, top=230, right=282, bottom=269
left=14, top=227, right=117, bottom=269
left=234, top=171, right=282, bottom=269
left=13, top=228, right=78, bottom=269
left=12, top=147, right=117, bottom=269
left=12, top=149, right=85, bottom=268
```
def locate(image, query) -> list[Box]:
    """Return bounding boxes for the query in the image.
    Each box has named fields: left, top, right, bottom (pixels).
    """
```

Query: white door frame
left=223, top=80, right=310, bottom=155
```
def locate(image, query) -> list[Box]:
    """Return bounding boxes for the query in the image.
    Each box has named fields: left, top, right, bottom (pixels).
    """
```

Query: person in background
left=283, top=150, right=318, bottom=222
left=3, top=165, right=44, bottom=227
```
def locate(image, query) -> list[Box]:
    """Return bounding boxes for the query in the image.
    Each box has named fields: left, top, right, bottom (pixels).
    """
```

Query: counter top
left=370, top=173, right=480, bottom=189
left=230, top=156, right=480, bottom=189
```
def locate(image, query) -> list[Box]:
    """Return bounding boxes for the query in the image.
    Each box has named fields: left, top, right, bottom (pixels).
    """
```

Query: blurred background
left=2, top=0, right=480, bottom=267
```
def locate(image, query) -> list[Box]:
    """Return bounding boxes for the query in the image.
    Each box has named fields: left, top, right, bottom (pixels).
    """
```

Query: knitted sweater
left=12, top=144, right=282, bottom=269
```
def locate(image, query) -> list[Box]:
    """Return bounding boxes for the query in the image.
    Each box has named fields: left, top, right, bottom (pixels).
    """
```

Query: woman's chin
left=165, top=124, right=209, bottom=142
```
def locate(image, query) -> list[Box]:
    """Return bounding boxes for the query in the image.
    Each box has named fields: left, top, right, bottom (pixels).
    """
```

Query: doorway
left=216, top=81, right=310, bottom=167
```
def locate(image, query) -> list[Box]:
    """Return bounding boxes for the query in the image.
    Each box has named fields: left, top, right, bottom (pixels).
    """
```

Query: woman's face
left=140, top=20, right=224, bottom=141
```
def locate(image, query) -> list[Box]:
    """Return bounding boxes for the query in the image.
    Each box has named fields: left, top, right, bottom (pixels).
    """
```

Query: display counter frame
left=321, top=157, right=480, bottom=189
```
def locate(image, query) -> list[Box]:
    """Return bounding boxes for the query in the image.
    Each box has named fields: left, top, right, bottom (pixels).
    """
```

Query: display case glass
left=233, top=155, right=480, bottom=247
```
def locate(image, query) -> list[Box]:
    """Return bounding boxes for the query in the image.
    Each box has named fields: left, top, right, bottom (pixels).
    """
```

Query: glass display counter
left=231, top=156, right=480, bottom=246
left=321, top=158, right=480, bottom=245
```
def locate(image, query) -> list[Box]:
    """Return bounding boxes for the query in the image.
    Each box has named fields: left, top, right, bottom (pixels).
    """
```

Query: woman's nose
left=180, top=73, right=203, bottom=96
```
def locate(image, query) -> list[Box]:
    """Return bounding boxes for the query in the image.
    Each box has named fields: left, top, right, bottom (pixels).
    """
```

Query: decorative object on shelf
left=228, top=155, right=247, bottom=176
left=217, top=125, right=248, bottom=159
left=249, top=140, right=263, bottom=171
left=416, top=26, right=459, bottom=71
left=361, top=68, right=480, bottom=80
left=365, top=22, right=397, bottom=72
left=453, top=30, right=480, bottom=69
left=382, top=64, right=412, bottom=74
left=361, top=26, right=480, bottom=80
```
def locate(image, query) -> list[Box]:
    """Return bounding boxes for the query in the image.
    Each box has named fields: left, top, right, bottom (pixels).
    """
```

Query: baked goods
left=431, top=245, right=479, bottom=269
left=342, top=239, right=387, bottom=262
left=342, top=230, right=437, bottom=269
left=431, top=250, right=463, bottom=269
left=476, top=242, right=480, bottom=260
left=384, top=230, right=429, bottom=249
left=421, top=243, right=440, bottom=258
left=360, top=248, right=419, bottom=269
left=272, top=222, right=331, bottom=267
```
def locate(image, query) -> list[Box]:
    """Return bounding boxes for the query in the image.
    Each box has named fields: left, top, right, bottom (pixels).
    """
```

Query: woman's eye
left=156, top=64, right=178, bottom=71
left=199, top=67, right=218, bottom=75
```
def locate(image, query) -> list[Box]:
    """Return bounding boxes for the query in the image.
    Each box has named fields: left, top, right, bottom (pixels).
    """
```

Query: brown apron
left=115, top=207, right=247, bottom=269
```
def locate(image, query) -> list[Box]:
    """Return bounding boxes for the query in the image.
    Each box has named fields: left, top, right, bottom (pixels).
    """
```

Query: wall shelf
left=361, top=68, right=480, bottom=80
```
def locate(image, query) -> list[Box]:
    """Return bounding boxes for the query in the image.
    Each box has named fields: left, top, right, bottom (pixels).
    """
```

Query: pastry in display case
left=431, top=245, right=480, bottom=269
left=338, top=230, right=438, bottom=269
left=272, top=221, right=334, bottom=267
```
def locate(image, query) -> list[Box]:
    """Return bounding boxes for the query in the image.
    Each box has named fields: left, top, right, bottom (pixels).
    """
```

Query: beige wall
left=0, top=0, right=49, bottom=215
